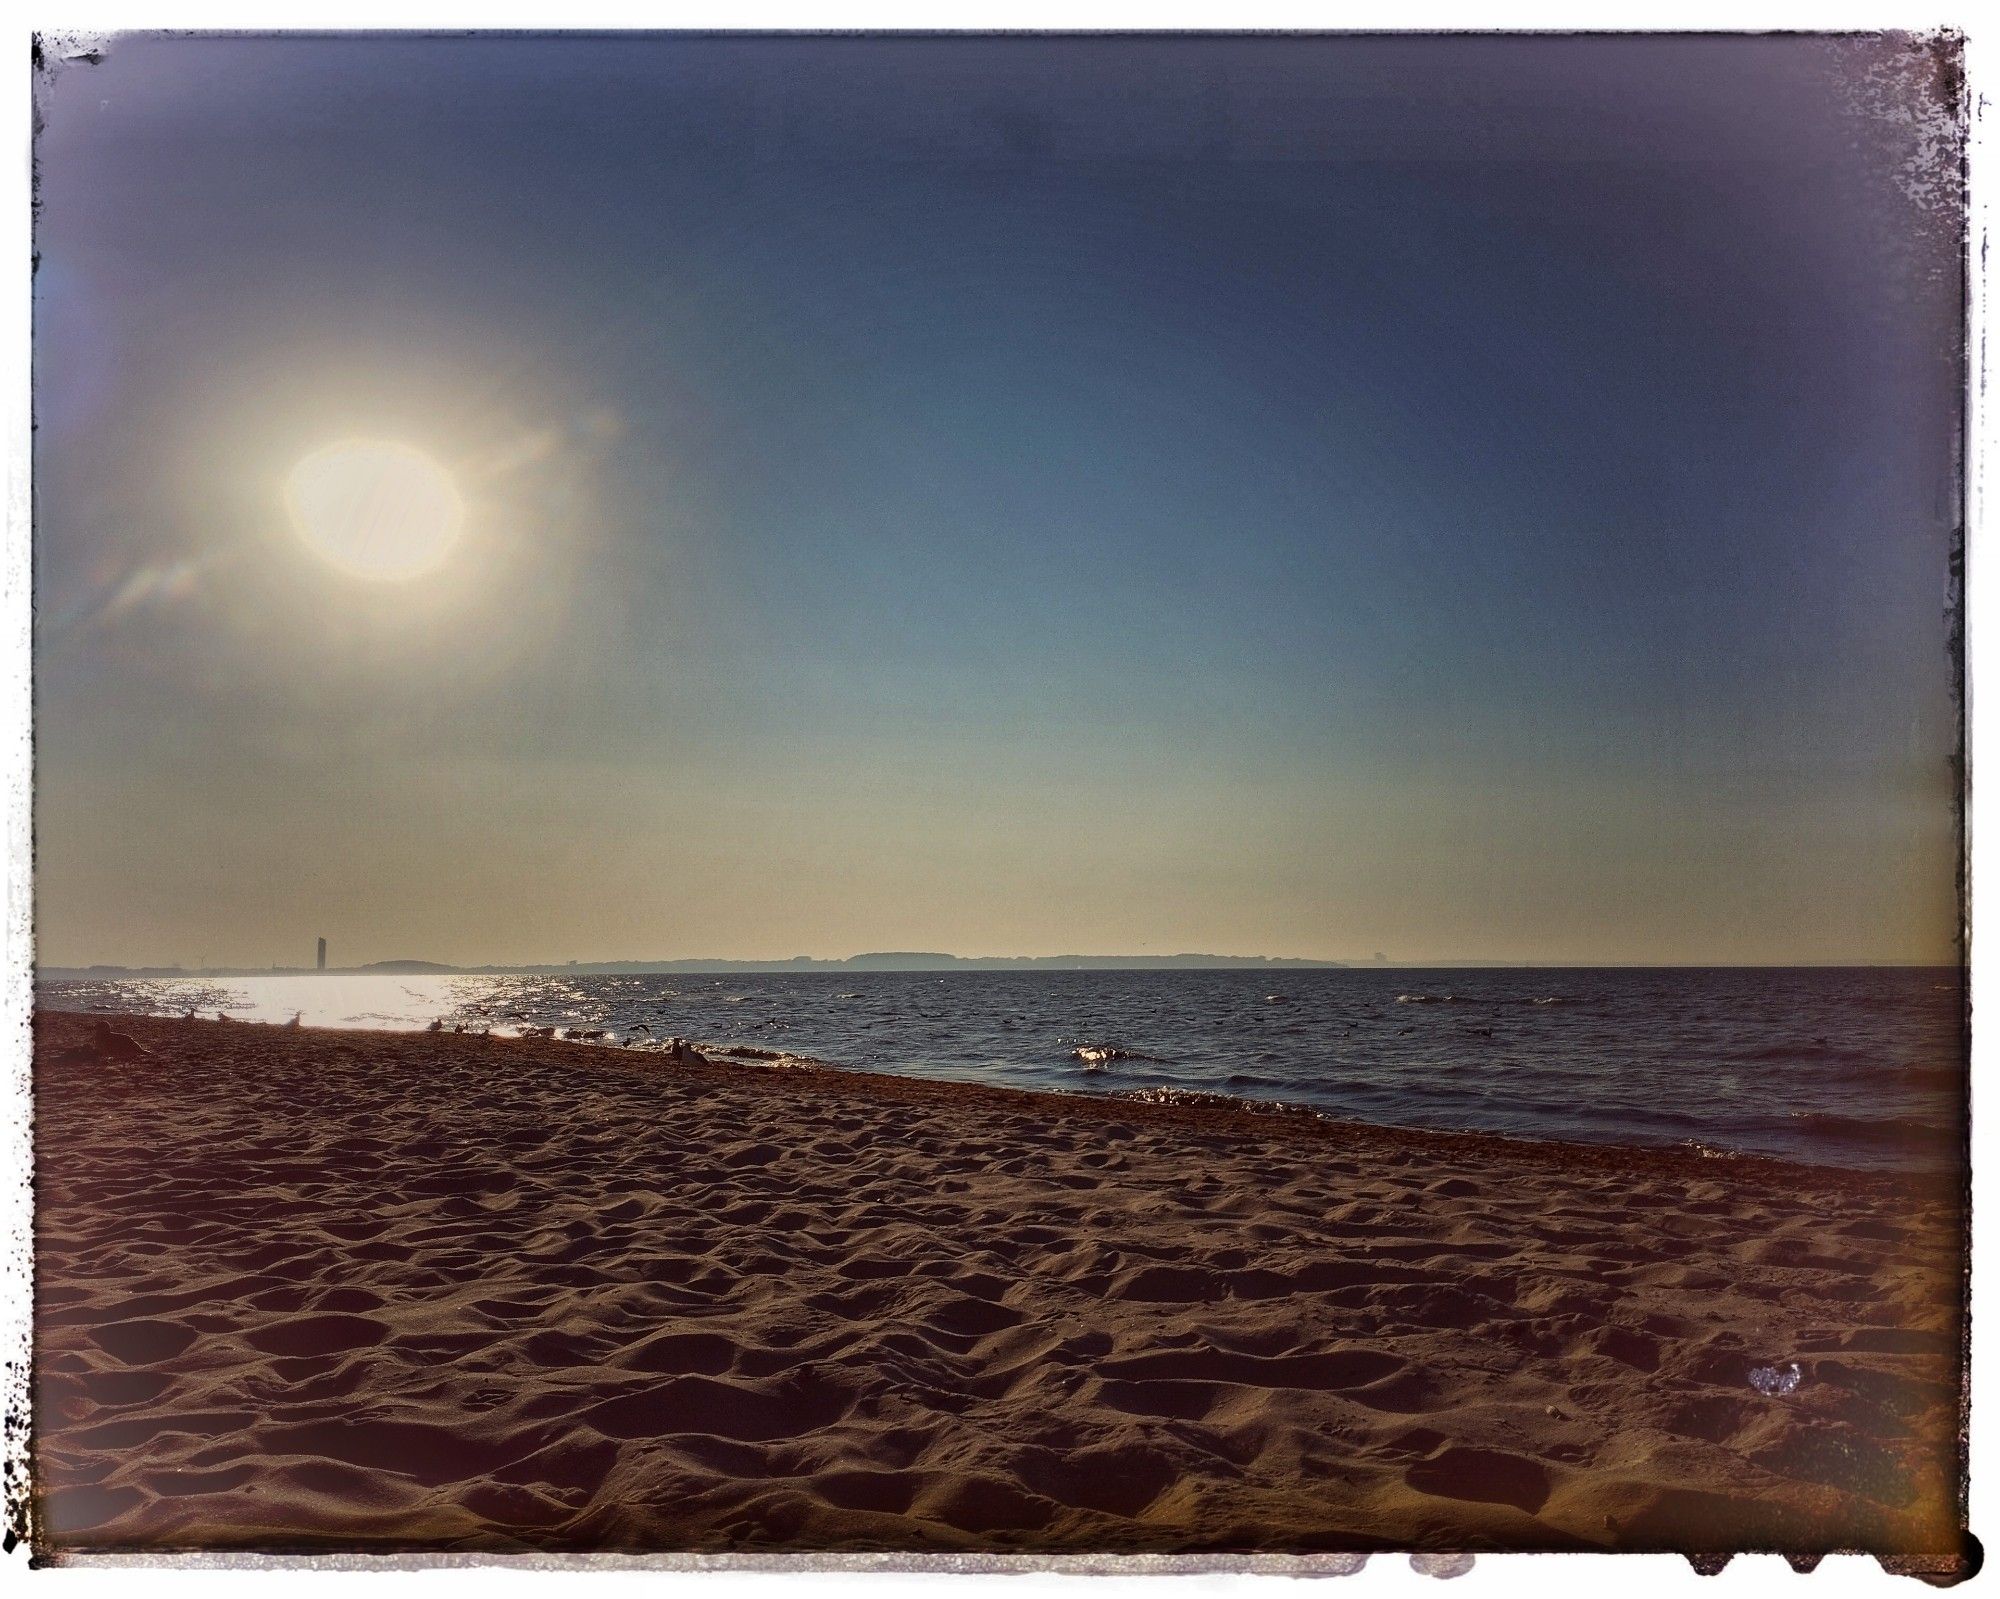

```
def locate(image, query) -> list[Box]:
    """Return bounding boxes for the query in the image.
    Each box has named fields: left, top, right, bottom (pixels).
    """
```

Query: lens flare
left=284, top=440, right=464, bottom=581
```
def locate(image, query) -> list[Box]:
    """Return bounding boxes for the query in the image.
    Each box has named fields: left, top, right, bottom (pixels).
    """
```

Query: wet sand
left=31, top=1010, right=1967, bottom=1562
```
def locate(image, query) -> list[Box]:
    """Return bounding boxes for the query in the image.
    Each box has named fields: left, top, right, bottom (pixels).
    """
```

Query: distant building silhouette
left=317, top=937, right=327, bottom=972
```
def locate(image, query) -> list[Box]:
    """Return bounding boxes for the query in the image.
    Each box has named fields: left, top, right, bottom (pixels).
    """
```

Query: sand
left=29, top=1010, right=1968, bottom=1563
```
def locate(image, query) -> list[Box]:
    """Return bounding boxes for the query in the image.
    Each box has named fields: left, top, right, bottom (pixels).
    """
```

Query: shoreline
left=34, top=1003, right=1952, bottom=1189
left=31, top=1011, right=1969, bottom=1560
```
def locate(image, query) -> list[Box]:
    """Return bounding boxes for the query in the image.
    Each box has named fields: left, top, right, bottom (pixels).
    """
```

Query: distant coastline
left=36, top=953, right=1955, bottom=980
left=36, top=951, right=1352, bottom=980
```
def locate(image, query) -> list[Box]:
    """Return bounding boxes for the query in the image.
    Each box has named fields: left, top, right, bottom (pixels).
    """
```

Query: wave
left=1730, top=1040, right=1866, bottom=1065
left=1073, top=1044, right=1170, bottom=1069
left=1788, top=1109, right=1956, bottom=1146
left=1396, top=993, right=1576, bottom=1007
left=709, top=1043, right=841, bottom=1071
left=1117, top=1086, right=1327, bottom=1123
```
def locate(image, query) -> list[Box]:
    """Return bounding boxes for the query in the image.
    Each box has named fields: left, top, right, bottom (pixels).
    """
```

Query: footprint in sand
left=88, top=1319, right=199, bottom=1365
left=242, top=1314, right=391, bottom=1358
left=1404, top=1446, right=1553, bottom=1516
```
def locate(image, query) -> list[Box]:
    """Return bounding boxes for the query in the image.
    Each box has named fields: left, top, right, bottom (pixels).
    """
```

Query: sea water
left=40, top=966, right=1963, bottom=1172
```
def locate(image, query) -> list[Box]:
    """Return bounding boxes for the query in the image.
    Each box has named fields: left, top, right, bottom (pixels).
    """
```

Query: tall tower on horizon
left=317, top=937, right=327, bottom=972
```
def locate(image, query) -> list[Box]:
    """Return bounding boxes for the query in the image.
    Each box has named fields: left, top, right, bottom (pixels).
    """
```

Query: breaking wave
left=1073, top=1044, right=1171, bottom=1070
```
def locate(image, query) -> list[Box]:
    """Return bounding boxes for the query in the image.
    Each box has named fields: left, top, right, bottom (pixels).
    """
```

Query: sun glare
left=284, top=440, right=465, bottom=581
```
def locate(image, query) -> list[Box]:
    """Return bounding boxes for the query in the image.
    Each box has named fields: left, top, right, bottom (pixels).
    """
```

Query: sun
left=283, top=440, right=465, bottom=581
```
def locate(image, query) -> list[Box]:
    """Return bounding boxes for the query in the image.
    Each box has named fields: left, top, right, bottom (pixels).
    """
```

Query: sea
left=39, top=966, right=1964, bottom=1173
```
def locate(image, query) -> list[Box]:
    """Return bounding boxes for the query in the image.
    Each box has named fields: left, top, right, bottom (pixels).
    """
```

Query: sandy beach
left=31, top=1010, right=1967, bottom=1562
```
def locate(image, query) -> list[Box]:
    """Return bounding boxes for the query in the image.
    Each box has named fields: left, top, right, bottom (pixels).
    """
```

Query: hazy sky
left=34, top=34, right=1961, bottom=969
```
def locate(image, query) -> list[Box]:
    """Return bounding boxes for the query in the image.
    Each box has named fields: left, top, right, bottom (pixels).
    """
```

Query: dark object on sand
left=50, top=1019, right=156, bottom=1066
left=91, top=1020, right=151, bottom=1060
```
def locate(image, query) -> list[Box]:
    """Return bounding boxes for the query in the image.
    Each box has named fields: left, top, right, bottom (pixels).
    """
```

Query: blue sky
left=33, top=34, right=1961, bottom=967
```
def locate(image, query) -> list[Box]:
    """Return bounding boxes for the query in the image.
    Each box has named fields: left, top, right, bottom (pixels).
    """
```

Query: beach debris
left=90, top=1020, right=151, bottom=1061
left=49, top=1020, right=155, bottom=1067
left=1749, top=1362, right=1803, bottom=1396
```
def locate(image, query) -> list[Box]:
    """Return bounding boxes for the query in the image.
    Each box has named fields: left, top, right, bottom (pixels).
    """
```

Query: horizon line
left=35, top=953, right=1963, bottom=976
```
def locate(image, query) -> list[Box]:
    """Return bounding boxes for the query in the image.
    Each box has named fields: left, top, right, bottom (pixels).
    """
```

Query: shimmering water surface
left=42, top=967, right=1964, bottom=1171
